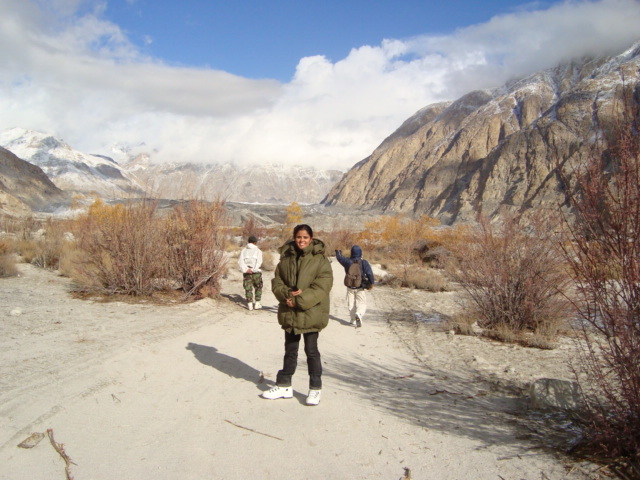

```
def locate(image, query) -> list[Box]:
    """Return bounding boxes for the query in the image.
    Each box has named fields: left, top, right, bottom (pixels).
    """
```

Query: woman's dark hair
left=293, top=224, right=313, bottom=238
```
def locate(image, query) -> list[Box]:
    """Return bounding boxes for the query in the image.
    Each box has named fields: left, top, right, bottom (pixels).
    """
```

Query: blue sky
left=1, top=0, right=639, bottom=170
left=101, top=0, right=544, bottom=81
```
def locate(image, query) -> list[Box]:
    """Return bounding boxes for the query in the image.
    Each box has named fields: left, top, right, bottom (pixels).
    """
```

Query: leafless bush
left=241, top=215, right=265, bottom=244
left=165, top=199, right=228, bottom=298
left=15, top=239, right=39, bottom=264
left=72, top=199, right=166, bottom=296
left=323, top=227, right=359, bottom=258
left=0, top=238, right=17, bottom=277
left=0, top=237, right=9, bottom=252
left=58, top=243, right=93, bottom=283
left=0, top=253, right=17, bottom=277
left=559, top=108, right=640, bottom=473
left=379, top=266, right=449, bottom=291
left=29, top=219, right=68, bottom=269
left=447, top=311, right=477, bottom=336
left=445, top=213, right=573, bottom=346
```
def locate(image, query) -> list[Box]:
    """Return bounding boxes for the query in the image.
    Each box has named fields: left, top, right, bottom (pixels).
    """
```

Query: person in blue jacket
left=335, top=245, right=375, bottom=327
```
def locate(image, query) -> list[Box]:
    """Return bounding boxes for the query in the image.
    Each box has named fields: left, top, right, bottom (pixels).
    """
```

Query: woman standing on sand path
left=262, top=224, right=333, bottom=406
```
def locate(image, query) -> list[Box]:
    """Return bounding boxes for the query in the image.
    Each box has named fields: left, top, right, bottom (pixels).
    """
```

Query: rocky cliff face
left=0, top=146, right=68, bottom=215
left=323, top=42, right=640, bottom=224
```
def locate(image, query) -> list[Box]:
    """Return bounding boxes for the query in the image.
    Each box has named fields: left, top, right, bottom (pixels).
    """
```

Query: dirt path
left=0, top=260, right=594, bottom=479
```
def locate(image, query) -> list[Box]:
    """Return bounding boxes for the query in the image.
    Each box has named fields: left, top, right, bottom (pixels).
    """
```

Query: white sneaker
left=261, top=386, right=293, bottom=400
left=355, top=313, right=362, bottom=328
left=349, top=318, right=356, bottom=325
left=247, top=301, right=253, bottom=311
left=254, top=302, right=262, bottom=310
left=306, top=389, right=321, bottom=406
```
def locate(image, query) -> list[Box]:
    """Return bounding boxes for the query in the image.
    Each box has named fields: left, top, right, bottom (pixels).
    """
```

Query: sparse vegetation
left=29, top=219, right=69, bottom=269
left=241, top=215, right=265, bottom=244
left=71, top=198, right=165, bottom=296
left=60, top=198, right=229, bottom=299
left=0, top=238, right=17, bottom=277
left=378, top=265, right=449, bottom=291
left=165, top=199, right=228, bottom=298
left=331, top=214, right=458, bottom=292
left=445, top=212, right=573, bottom=347
left=559, top=108, right=640, bottom=476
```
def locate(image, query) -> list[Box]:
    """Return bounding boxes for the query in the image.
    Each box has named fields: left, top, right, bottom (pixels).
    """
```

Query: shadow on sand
left=186, top=342, right=273, bottom=387
left=322, top=310, right=571, bottom=457
left=220, top=293, right=278, bottom=313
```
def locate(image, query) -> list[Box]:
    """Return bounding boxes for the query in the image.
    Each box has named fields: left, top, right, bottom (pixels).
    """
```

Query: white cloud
left=0, top=0, right=639, bottom=171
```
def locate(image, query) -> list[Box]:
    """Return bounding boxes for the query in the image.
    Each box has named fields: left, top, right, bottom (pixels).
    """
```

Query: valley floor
left=0, top=261, right=600, bottom=479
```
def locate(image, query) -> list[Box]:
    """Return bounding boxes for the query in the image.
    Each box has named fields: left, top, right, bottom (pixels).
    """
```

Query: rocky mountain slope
left=323, top=41, right=640, bottom=225
left=0, top=146, right=68, bottom=216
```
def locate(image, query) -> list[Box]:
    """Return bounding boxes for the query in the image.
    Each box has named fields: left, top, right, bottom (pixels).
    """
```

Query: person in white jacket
left=238, top=236, right=263, bottom=310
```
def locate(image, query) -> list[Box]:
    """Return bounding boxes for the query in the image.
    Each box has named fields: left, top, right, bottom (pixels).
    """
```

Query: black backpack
left=344, top=259, right=362, bottom=288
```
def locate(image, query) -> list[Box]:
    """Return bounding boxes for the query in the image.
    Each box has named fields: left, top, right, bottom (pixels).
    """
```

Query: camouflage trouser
left=243, top=272, right=263, bottom=302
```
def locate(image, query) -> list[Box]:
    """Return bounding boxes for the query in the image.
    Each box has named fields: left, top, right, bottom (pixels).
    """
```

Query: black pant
left=276, top=330, right=322, bottom=390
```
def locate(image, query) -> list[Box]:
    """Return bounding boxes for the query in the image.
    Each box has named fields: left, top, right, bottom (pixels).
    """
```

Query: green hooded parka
left=271, top=238, right=333, bottom=334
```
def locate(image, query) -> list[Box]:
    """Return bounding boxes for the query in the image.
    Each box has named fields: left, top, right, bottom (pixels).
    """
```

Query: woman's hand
left=286, top=288, right=301, bottom=307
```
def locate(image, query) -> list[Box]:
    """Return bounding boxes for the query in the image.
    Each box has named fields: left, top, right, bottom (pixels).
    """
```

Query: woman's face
left=295, top=230, right=312, bottom=250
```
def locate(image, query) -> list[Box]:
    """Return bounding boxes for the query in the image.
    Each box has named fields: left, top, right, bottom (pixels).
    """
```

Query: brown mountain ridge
left=323, top=41, right=640, bottom=225
left=0, top=146, right=68, bottom=216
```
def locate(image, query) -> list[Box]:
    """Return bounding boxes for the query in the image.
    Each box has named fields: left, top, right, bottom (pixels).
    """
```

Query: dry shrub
left=241, top=215, right=266, bottom=244
left=323, top=226, right=359, bottom=258
left=354, top=214, right=442, bottom=284
left=559, top=106, right=640, bottom=474
left=524, top=331, right=559, bottom=350
left=29, top=219, right=69, bottom=269
left=377, top=274, right=403, bottom=288
left=69, top=198, right=230, bottom=299
left=447, top=311, right=477, bottom=336
left=446, top=212, right=573, bottom=346
left=261, top=249, right=275, bottom=271
left=485, top=321, right=519, bottom=344
left=429, top=224, right=473, bottom=252
left=376, top=266, right=449, bottom=292
left=165, top=199, right=228, bottom=298
left=401, top=267, right=449, bottom=291
left=0, top=214, right=14, bottom=233
left=59, top=244, right=95, bottom=284
left=72, top=199, right=166, bottom=296
left=1, top=237, right=19, bottom=277
left=0, top=237, right=13, bottom=255
left=16, top=216, right=40, bottom=240
left=15, top=239, right=39, bottom=263
left=257, top=231, right=286, bottom=253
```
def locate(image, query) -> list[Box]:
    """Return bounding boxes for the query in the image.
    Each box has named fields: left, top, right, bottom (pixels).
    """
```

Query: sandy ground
left=0, top=258, right=599, bottom=480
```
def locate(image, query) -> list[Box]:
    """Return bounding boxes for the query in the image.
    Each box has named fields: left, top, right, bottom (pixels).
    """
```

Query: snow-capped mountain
left=0, top=128, right=343, bottom=205
left=123, top=159, right=343, bottom=204
left=0, top=128, right=143, bottom=199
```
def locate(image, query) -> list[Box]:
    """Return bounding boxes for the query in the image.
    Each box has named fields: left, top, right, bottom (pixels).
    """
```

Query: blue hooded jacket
left=335, top=245, right=375, bottom=289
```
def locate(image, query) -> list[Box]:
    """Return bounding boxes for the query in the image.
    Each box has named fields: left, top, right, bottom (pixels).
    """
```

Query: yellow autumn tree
left=285, top=202, right=303, bottom=226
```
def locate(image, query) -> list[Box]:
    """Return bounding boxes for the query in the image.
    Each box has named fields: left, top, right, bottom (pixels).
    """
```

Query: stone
left=529, top=378, right=582, bottom=411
